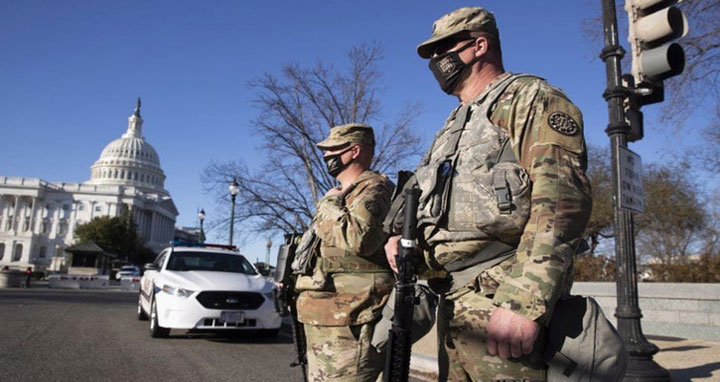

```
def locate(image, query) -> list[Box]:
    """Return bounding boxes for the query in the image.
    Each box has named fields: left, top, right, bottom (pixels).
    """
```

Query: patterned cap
left=316, top=123, right=375, bottom=149
left=417, top=7, right=499, bottom=59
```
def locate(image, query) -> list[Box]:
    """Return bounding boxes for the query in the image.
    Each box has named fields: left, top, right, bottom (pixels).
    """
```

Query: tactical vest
left=293, top=172, right=392, bottom=279
left=415, top=74, right=534, bottom=252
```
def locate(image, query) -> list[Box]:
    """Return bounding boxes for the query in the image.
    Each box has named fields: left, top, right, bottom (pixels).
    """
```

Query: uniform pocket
left=472, top=162, right=532, bottom=240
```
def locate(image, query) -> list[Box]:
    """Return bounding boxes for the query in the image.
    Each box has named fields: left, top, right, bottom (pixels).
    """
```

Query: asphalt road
left=0, top=288, right=304, bottom=382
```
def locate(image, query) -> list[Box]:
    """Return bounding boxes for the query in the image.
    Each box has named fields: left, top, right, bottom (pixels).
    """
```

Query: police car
left=137, top=242, right=281, bottom=338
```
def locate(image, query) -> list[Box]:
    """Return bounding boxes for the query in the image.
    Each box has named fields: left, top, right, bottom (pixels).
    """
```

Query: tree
left=74, top=214, right=151, bottom=264
left=202, top=44, right=422, bottom=238
left=635, top=162, right=707, bottom=264
left=584, top=145, right=615, bottom=256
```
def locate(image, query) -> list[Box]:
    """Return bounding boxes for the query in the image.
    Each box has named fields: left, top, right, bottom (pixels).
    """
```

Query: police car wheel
left=137, top=293, right=148, bottom=321
left=149, top=297, right=169, bottom=338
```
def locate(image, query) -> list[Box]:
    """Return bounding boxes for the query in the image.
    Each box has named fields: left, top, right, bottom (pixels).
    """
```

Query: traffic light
left=625, top=0, right=688, bottom=105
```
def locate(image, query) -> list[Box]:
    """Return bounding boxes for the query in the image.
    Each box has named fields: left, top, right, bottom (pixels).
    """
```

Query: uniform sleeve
left=491, top=79, right=593, bottom=323
left=313, top=182, right=391, bottom=257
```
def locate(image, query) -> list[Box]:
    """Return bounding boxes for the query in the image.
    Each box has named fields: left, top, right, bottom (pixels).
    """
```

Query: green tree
left=74, top=213, right=149, bottom=264
left=635, top=162, right=707, bottom=264
left=584, top=145, right=615, bottom=256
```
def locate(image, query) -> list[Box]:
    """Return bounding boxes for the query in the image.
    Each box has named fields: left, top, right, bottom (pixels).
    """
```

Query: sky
left=0, top=0, right=703, bottom=264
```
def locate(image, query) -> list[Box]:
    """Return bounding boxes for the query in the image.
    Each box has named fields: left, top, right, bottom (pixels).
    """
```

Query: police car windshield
left=166, top=251, right=256, bottom=274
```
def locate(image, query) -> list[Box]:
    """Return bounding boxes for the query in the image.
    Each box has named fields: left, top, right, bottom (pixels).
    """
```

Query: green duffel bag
left=545, top=295, right=629, bottom=381
left=370, top=282, right=438, bottom=352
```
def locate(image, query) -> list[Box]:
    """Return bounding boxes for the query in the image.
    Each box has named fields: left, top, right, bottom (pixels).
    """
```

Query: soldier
left=385, top=7, right=592, bottom=381
left=296, top=123, right=395, bottom=381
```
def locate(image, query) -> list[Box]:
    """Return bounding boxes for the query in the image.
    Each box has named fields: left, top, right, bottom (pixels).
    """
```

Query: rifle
left=273, top=232, right=308, bottom=382
left=384, top=187, right=421, bottom=382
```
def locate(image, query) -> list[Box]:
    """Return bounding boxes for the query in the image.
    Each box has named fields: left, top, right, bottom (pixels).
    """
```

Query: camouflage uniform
left=415, top=8, right=592, bottom=382
left=296, top=123, right=395, bottom=382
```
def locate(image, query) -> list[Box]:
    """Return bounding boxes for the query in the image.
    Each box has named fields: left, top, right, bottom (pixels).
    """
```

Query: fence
left=47, top=274, right=110, bottom=289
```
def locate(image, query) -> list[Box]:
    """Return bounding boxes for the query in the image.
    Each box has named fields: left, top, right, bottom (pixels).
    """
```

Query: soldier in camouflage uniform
left=385, top=7, right=592, bottom=382
left=296, top=123, right=395, bottom=381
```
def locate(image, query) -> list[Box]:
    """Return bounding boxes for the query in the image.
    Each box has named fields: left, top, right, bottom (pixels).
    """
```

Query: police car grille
left=195, top=291, right=264, bottom=310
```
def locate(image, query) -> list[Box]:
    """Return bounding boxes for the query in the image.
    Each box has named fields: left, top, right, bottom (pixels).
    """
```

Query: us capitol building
left=0, top=99, right=178, bottom=271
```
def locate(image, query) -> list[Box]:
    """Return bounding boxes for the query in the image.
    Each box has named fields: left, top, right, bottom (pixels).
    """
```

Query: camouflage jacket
left=297, top=170, right=395, bottom=326
left=424, top=73, right=592, bottom=323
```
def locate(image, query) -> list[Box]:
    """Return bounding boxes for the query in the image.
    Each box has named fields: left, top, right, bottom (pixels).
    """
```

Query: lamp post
left=197, top=209, right=205, bottom=244
left=600, top=1, right=670, bottom=380
left=265, top=238, right=272, bottom=274
left=228, top=179, right=240, bottom=246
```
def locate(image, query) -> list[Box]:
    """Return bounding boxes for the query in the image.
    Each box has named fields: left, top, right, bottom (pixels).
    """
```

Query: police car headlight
left=162, top=284, right=194, bottom=298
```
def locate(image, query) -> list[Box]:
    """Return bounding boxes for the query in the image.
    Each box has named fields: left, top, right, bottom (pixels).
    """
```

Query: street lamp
left=265, top=238, right=272, bottom=274
left=228, top=179, right=240, bottom=246
left=197, top=209, right=205, bottom=244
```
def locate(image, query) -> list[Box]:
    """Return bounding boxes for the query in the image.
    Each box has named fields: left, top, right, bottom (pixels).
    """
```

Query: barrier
left=48, top=274, right=110, bottom=289
left=120, top=276, right=142, bottom=291
left=0, top=270, right=26, bottom=288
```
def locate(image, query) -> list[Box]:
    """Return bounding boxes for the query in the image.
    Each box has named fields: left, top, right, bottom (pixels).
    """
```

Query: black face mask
left=324, top=146, right=355, bottom=178
left=428, top=40, right=478, bottom=94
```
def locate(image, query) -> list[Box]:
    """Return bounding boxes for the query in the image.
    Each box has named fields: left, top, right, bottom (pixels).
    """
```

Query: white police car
left=137, top=242, right=281, bottom=338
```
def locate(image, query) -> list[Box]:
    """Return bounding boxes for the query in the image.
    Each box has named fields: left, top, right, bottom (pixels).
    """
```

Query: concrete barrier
left=572, top=282, right=720, bottom=342
left=47, top=274, right=109, bottom=289
left=0, top=270, right=26, bottom=288
left=120, top=276, right=141, bottom=291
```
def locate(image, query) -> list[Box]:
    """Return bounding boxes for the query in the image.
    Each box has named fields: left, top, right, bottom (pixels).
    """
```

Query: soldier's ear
left=473, top=35, right=489, bottom=59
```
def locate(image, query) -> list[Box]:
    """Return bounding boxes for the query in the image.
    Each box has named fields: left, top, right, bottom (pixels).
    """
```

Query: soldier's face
left=323, top=145, right=359, bottom=177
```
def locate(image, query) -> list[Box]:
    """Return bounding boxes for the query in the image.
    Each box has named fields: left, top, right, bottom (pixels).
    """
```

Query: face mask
left=428, top=40, right=478, bottom=94
left=324, top=146, right=355, bottom=177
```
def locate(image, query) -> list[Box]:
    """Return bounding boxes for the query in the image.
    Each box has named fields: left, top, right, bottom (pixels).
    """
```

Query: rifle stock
left=384, top=187, right=420, bottom=382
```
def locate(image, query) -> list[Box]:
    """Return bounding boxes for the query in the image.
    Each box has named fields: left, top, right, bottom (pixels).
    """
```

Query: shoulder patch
left=548, top=112, right=579, bottom=136
left=364, top=199, right=383, bottom=217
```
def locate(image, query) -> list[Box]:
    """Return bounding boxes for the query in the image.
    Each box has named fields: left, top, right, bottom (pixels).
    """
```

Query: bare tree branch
left=202, top=43, right=423, bottom=239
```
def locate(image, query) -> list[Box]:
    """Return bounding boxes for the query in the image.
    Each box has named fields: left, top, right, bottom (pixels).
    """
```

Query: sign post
left=619, top=146, right=644, bottom=213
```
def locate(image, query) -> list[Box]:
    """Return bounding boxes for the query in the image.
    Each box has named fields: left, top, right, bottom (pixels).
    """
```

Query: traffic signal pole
left=600, top=0, right=671, bottom=380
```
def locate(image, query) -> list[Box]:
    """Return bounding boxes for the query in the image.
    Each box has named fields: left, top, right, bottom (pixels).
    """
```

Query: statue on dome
left=134, top=97, right=142, bottom=117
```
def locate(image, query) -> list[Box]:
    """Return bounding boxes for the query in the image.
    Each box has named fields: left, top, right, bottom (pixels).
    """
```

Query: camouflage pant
left=438, top=268, right=547, bottom=382
left=305, top=322, right=384, bottom=382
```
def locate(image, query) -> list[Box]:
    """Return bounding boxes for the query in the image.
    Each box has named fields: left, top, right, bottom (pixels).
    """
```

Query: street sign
left=618, top=146, right=644, bottom=213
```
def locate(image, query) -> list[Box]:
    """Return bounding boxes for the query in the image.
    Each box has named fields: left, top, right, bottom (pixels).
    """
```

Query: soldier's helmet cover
left=316, top=123, right=375, bottom=150
left=417, top=6, right=499, bottom=59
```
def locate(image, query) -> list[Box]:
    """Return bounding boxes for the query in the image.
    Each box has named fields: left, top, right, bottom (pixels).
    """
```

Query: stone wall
left=572, top=282, right=720, bottom=342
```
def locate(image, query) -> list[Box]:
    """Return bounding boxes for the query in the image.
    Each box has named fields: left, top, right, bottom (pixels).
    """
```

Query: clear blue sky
left=0, top=0, right=701, bottom=263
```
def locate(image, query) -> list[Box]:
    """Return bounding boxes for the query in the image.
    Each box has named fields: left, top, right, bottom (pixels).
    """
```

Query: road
left=0, top=288, right=304, bottom=382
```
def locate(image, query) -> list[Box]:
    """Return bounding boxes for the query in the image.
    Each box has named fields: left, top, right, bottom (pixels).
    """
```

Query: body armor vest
left=415, top=74, right=535, bottom=248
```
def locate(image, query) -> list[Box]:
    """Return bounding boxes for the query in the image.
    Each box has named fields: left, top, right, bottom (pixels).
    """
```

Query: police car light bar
left=169, top=240, right=238, bottom=251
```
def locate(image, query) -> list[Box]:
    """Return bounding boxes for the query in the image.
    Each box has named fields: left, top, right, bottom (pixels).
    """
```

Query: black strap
left=443, top=240, right=516, bottom=273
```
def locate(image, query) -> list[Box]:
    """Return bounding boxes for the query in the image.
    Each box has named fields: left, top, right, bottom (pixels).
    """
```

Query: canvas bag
left=545, top=295, right=629, bottom=381
left=370, top=282, right=438, bottom=352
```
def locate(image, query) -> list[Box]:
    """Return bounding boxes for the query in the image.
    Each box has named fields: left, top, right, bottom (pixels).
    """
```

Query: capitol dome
left=87, top=98, right=167, bottom=193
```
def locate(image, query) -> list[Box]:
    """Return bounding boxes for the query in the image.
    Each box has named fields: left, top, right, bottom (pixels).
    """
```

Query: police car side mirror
left=144, top=263, right=159, bottom=271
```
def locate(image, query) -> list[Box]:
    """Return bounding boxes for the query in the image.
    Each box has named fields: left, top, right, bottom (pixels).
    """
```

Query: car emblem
left=226, top=298, right=239, bottom=304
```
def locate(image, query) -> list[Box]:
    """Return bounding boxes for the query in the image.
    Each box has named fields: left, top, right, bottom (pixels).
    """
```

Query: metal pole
left=229, top=195, right=236, bottom=246
left=199, top=220, right=204, bottom=244
left=265, top=238, right=272, bottom=273
left=599, top=1, right=670, bottom=380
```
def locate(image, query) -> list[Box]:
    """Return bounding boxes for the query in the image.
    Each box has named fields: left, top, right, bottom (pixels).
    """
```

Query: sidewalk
left=409, top=328, right=720, bottom=381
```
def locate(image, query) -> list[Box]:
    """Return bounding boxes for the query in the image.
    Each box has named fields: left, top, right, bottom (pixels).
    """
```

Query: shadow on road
left=660, top=345, right=709, bottom=353
left=670, top=362, right=720, bottom=381
left=159, top=331, right=293, bottom=345
left=0, top=289, right=136, bottom=304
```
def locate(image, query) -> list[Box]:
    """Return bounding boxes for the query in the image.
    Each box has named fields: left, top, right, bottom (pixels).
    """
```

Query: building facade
left=0, top=99, right=178, bottom=271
